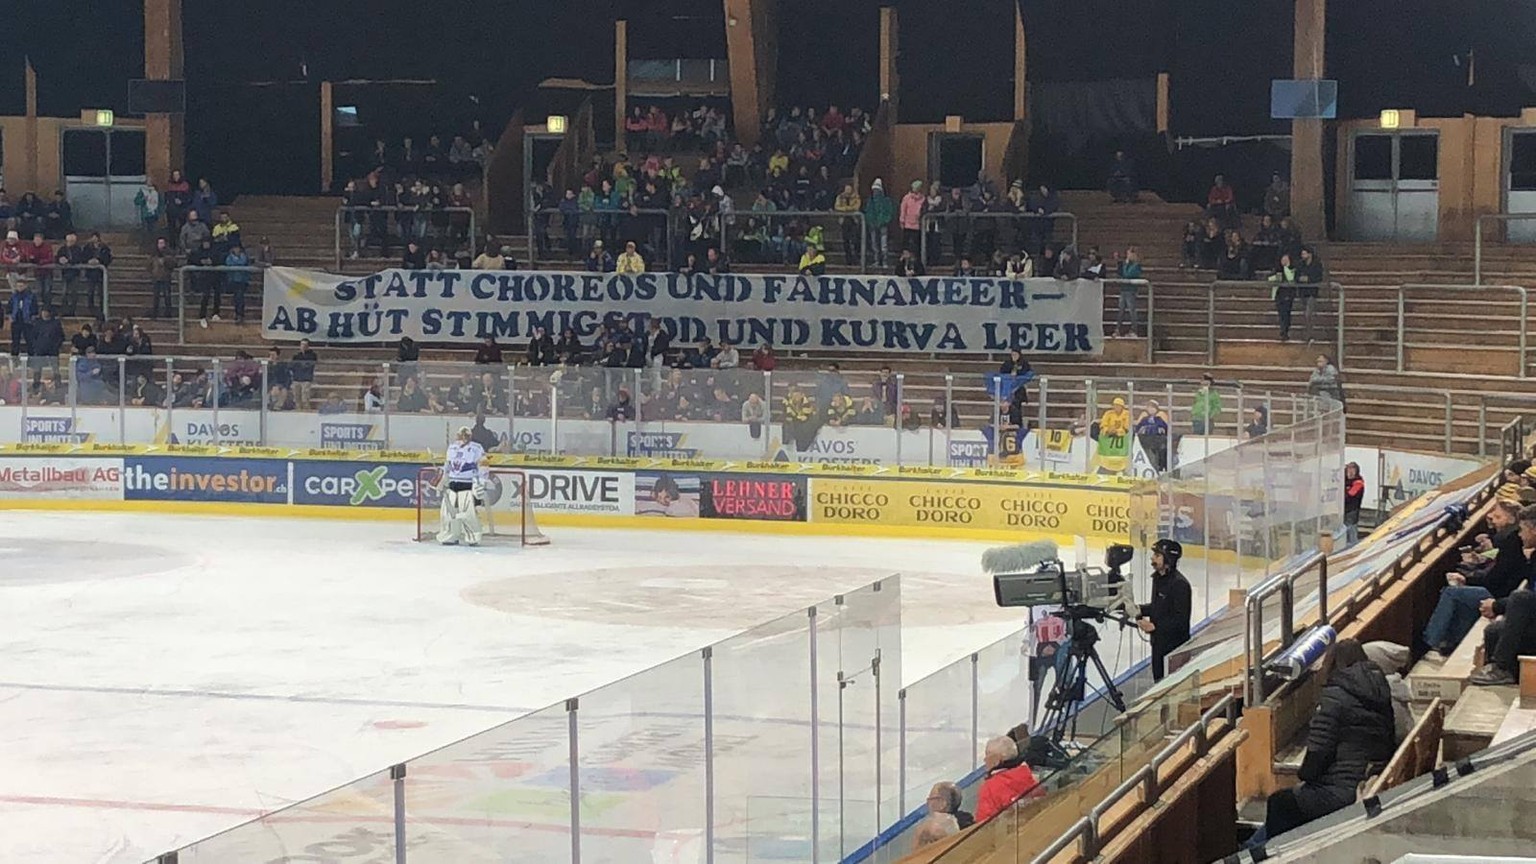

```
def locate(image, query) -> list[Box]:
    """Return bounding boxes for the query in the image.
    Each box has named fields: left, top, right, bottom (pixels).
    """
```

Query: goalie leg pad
left=437, top=488, right=483, bottom=546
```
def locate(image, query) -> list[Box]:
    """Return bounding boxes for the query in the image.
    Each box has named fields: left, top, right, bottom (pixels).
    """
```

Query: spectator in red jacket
left=974, top=735, right=1040, bottom=823
left=1206, top=174, right=1237, bottom=227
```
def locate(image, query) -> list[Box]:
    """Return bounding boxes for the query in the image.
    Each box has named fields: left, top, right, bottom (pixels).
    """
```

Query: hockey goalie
left=437, top=426, right=489, bottom=546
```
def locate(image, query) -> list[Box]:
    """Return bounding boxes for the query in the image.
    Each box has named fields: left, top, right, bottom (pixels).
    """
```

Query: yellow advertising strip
left=0, top=442, right=1139, bottom=487
left=808, top=477, right=1135, bottom=538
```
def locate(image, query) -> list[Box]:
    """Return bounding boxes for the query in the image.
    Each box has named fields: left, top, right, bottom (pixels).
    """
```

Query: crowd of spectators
left=342, top=174, right=477, bottom=261
left=624, top=100, right=733, bottom=154
left=532, top=104, right=874, bottom=273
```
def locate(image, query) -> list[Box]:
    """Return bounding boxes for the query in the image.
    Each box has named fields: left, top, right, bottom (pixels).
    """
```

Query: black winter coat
left=1296, top=662, right=1396, bottom=815
left=1474, top=524, right=1532, bottom=607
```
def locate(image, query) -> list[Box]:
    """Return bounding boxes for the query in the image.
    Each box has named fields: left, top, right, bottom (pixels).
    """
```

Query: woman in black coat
left=526, top=326, right=557, bottom=366
left=1248, top=638, right=1396, bottom=849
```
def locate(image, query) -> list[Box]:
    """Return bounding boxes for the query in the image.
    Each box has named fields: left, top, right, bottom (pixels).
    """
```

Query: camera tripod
left=1027, top=607, right=1132, bottom=769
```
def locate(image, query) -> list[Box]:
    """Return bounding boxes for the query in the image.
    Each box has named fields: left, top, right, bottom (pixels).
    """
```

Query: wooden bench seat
left=1407, top=616, right=1490, bottom=703
left=1442, top=682, right=1519, bottom=761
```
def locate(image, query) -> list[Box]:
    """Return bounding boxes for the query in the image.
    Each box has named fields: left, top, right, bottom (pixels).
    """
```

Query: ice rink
left=0, top=512, right=1172, bottom=863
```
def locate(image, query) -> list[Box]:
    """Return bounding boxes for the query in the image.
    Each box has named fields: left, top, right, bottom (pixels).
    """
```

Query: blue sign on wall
left=292, top=461, right=422, bottom=508
left=123, top=457, right=289, bottom=503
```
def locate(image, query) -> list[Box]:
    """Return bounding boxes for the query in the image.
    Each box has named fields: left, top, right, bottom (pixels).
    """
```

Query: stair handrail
left=1029, top=694, right=1240, bottom=864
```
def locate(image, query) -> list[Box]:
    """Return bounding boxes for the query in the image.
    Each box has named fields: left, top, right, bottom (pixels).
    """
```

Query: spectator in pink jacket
left=899, top=180, right=926, bottom=256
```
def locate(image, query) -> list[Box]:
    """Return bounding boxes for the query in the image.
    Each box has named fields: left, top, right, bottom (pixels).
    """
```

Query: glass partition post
left=67, top=354, right=78, bottom=431
left=258, top=359, right=269, bottom=445
left=1038, top=376, right=1049, bottom=471
left=1289, top=418, right=1301, bottom=557
left=943, top=373, right=954, bottom=465
left=506, top=364, right=517, bottom=441
left=895, top=373, right=905, bottom=465
left=1123, top=378, right=1136, bottom=478
left=381, top=362, right=393, bottom=448
left=1261, top=427, right=1273, bottom=575
left=162, top=357, right=174, bottom=431
left=634, top=366, right=645, bottom=453
left=1165, top=381, right=1175, bottom=473
left=550, top=384, right=560, bottom=454
left=763, top=369, right=774, bottom=459
left=116, top=356, right=127, bottom=443
left=211, top=358, right=224, bottom=446
left=1086, top=378, right=1098, bottom=439
left=16, top=354, right=29, bottom=437
left=991, top=389, right=1001, bottom=463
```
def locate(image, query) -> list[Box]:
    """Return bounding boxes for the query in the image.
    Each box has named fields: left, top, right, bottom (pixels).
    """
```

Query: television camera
left=984, top=539, right=1143, bottom=766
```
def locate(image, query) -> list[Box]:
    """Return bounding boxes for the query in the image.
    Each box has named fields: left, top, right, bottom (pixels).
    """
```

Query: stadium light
left=1379, top=109, right=1401, bottom=129
left=82, top=109, right=115, bottom=127
left=546, top=115, right=568, bottom=134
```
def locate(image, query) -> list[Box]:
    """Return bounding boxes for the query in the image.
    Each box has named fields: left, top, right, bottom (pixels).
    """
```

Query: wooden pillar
left=1290, top=0, right=1327, bottom=239
left=320, top=81, right=334, bottom=192
left=23, top=58, right=38, bottom=196
left=615, top=20, right=629, bottom=151
left=143, top=0, right=185, bottom=188
left=1156, top=73, right=1171, bottom=134
left=1013, top=6, right=1027, bottom=122
left=724, top=0, right=776, bottom=148
left=879, top=7, right=900, bottom=123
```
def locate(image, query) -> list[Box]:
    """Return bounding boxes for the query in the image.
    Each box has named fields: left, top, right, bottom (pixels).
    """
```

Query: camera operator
left=1137, top=539, right=1193, bottom=681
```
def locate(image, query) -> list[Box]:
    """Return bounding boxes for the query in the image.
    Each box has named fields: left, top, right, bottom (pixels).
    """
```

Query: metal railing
left=918, top=210, right=1079, bottom=267
left=1394, top=283, right=1529, bottom=378
left=1204, top=279, right=1346, bottom=367
left=1473, top=212, right=1536, bottom=285
left=525, top=205, right=675, bottom=269
left=1243, top=550, right=1330, bottom=706
left=721, top=208, right=868, bottom=271
left=174, top=265, right=268, bottom=342
left=333, top=205, right=477, bottom=269
left=1029, top=694, right=1240, bottom=864
left=3, top=262, right=112, bottom=319
left=1501, top=416, right=1527, bottom=467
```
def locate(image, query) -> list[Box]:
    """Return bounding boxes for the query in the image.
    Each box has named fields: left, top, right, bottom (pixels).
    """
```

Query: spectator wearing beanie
left=899, top=180, right=926, bottom=258
left=863, top=179, right=895, bottom=268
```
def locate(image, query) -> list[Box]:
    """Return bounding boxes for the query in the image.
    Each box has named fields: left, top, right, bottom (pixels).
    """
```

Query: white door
left=1505, top=128, right=1536, bottom=243
left=1344, top=131, right=1439, bottom=242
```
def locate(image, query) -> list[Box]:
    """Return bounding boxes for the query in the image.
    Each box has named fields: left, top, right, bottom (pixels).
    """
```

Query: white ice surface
left=0, top=511, right=1086, bottom=864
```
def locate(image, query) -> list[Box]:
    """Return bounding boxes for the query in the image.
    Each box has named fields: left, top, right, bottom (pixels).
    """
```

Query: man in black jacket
left=1138, top=538, right=1193, bottom=681
left=1248, top=638, right=1395, bottom=848
left=29, top=306, right=65, bottom=386
left=1422, top=499, right=1526, bottom=656
left=1471, top=504, right=1536, bottom=686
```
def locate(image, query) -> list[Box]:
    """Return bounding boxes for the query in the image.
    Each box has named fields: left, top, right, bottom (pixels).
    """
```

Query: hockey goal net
left=415, top=467, right=551, bottom=546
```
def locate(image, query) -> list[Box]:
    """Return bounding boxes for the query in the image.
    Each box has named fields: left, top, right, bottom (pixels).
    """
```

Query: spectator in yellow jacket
left=798, top=242, right=827, bottom=276
left=826, top=391, right=857, bottom=427
left=1099, top=396, right=1132, bottom=437
left=783, top=385, right=820, bottom=451
left=615, top=241, right=646, bottom=274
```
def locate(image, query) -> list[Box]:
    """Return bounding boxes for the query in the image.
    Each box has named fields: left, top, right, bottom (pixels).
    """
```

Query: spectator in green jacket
left=1190, top=372, right=1222, bottom=435
left=863, top=179, right=895, bottom=269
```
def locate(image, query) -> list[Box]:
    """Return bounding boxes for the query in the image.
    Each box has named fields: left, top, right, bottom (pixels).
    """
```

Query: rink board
left=0, top=443, right=1145, bottom=545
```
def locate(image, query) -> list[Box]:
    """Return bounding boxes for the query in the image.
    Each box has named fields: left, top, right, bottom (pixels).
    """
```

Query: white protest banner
left=262, top=268, right=1105, bottom=355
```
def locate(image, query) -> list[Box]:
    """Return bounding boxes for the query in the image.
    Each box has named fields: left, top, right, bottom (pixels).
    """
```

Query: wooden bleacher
left=1407, top=617, right=1492, bottom=703
left=49, top=187, right=1536, bottom=455
left=1363, top=697, right=1445, bottom=799
left=1442, top=683, right=1520, bottom=761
